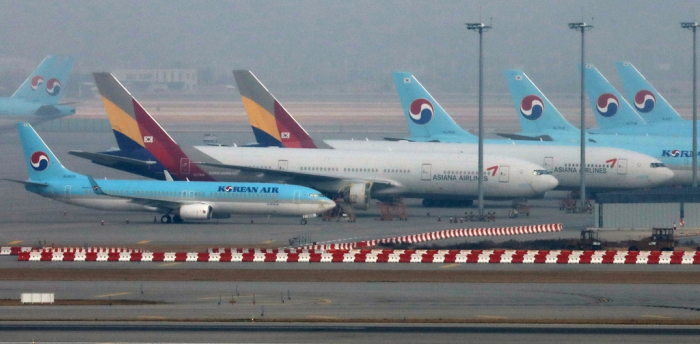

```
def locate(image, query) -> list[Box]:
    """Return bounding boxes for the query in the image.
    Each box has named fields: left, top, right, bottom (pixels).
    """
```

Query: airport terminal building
left=594, top=188, right=700, bottom=229
left=111, top=69, right=198, bottom=93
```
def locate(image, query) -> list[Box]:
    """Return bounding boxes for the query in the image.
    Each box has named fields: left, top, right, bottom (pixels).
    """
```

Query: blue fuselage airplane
left=8, top=123, right=336, bottom=224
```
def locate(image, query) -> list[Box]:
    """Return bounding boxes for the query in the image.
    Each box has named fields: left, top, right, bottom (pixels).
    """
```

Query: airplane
left=323, top=72, right=675, bottom=192
left=616, top=61, right=687, bottom=124
left=233, top=70, right=318, bottom=148
left=7, top=123, right=336, bottom=224
left=69, top=72, right=224, bottom=181
left=583, top=64, right=691, bottom=137
left=0, top=55, right=75, bottom=131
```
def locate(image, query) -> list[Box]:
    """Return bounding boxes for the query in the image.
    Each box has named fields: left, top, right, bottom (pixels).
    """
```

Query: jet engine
left=340, top=182, right=372, bottom=210
left=179, top=203, right=212, bottom=220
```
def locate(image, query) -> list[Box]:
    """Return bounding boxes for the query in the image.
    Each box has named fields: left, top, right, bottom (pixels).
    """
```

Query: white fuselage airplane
left=194, top=146, right=559, bottom=209
left=322, top=140, right=674, bottom=193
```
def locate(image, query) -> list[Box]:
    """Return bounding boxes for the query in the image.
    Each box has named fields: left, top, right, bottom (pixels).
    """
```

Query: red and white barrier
left=16, top=249, right=700, bottom=264
left=1, top=246, right=144, bottom=256
left=0, top=247, right=35, bottom=256
left=298, top=223, right=563, bottom=251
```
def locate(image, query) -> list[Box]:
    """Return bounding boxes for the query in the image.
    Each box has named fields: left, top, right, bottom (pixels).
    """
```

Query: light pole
left=568, top=22, right=593, bottom=211
left=466, top=22, right=491, bottom=219
left=682, top=22, right=698, bottom=187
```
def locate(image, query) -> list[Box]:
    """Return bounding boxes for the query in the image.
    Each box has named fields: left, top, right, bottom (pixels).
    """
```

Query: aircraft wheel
left=160, top=215, right=172, bottom=224
left=173, top=215, right=183, bottom=223
left=628, top=246, right=639, bottom=252
left=301, top=219, right=307, bottom=225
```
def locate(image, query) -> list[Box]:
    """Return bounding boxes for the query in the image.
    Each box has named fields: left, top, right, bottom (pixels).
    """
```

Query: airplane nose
left=532, top=175, right=559, bottom=194
left=320, top=199, right=337, bottom=211
left=658, top=167, right=674, bottom=185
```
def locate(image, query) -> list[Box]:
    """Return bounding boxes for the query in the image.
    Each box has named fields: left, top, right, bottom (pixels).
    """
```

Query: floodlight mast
left=682, top=22, right=698, bottom=187
left=568, top=22, right=593, bottom=211
left=466, top=22, right=491, bottom=219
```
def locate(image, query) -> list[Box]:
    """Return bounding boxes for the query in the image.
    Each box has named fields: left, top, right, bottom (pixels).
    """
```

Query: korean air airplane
left=0, top=56, right=75, bottom=131
left=8, top=123, right=335, bottom=224
left=583, top=64, right=691, bottom=137
left=616, top=61, right=688, bottom=124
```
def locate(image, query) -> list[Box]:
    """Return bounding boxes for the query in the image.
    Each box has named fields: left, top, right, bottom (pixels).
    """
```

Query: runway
left=2, top=323, right=700, bottom=343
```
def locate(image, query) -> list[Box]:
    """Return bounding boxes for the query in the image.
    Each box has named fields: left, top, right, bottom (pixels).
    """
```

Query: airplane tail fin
left=505, top=70, right=579, bottom=135
left=17, top=123, right=75, bottom=181
left=11, top=55, right=74, bottom=105
left=616, top=61, right=684, bottom=123
left=583, top=64, right=648, bottom=130
left=233, top=70, right=317, bottom=148
left=93, top=73, right=213, bottom=181
left=392, top=72, right=476, bottom=142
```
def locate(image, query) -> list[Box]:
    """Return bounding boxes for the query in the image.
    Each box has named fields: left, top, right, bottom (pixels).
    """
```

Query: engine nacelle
left=178, top=203, right=212, bottom=220
left=340, top=182, right=372, bottom=210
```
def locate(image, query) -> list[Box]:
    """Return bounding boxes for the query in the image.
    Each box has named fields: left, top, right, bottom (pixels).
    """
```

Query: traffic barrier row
left=17, top=249, right=700, bottom=264
left=1, top=247, right=143, bottom=255
left=297, top=223, right=563, bottom=251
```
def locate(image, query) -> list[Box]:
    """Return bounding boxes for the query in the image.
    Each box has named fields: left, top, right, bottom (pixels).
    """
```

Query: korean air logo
left=409, top=98, right=433, bottom=125
left=30, top=76, right=44, bottom=90
left=596, top=93, right=619, bottom=118
left=45, top=78, right=61, bottom=96
left=30, top=151, right=50, bottom=172
left=520, top=95, right=544, bottom=121
left=224, top=186, right=233, bottom=192
left=634, top=90, right=656, bottom=113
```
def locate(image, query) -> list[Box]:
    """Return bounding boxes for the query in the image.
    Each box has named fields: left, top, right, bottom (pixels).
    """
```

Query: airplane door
left=180, top=158, right=191, bottom=175
left=617, top=159, right=627, bottom=175
left=293, top=190, right=300, bottom=204
left=421, top=164, right=432, bottom=181
left=499, top=166, right=510, bottom=183
left=181, top=191, right=187, bottom=199
left=189, top=191, right=196, bottom=199
left=543, top=157, right=554, bottom=172
left=64, top=185, right=71, bottom=199
left=278, top=160, right=289, bottom=171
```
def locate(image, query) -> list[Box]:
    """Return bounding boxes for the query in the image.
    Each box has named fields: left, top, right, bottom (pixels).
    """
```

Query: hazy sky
left=1, top=0, right=698, bottom=96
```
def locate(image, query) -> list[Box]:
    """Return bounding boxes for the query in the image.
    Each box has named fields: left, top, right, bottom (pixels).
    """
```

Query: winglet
left=163, top=170, right=174, bottom=182
left=87, top=175, right=106, bottom=195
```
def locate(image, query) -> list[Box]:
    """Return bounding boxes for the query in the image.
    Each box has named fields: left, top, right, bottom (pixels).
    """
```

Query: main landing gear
left=422, top=199, right=474, bottom=208
left=160, top=214, right=183, bottom=224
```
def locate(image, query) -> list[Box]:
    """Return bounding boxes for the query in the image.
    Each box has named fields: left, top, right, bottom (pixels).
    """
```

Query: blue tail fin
left=505, top=70, right=579, bottom=135
left=583, top=64, right=647, bottom=129
left=616, top=61, right=684, bottom=123
left=11, top=55, right=74, bottom=105
left=392, top=72, right=476, bottom=142
left=17, top=123, right=75, bottom=181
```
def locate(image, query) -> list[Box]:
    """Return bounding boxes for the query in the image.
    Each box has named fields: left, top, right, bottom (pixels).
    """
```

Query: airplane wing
left=69, top=151, right=157, bottom=168
left=196, top=162, right=399, bottom=189
left=3, top=179, right=49, bottom=187
left=86, top=175, right=193, bottom=211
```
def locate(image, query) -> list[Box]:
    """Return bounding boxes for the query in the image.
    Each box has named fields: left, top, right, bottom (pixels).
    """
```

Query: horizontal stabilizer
left=68, top=151, right=157, bottom=167
left=2, top=179, right=48, bottom=187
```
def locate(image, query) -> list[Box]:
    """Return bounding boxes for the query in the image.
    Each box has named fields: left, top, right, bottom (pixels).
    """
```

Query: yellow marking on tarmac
left=137, top=315, right=167, bottom=320
left=261, top=240, right=273, bottom=244
left=6, top=240, right=22, bottom=245
left=642, top=315, right=672, bottom=319
left=441, top=263, right=460, bottom=269
left=95, top=292, right=132, bottom=298
left=477, top=315, right=508, bottom=319
left=138, top=240, right=150, bottom=244
left=159, top=262, right=181, bottom=267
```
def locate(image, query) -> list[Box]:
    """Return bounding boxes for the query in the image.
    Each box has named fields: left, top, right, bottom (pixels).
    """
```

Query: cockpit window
left=650, top=163, right=666, bottom=168
left=309, top=193, right=321, bottom=198
left=533, top=170, right=551, bottom=175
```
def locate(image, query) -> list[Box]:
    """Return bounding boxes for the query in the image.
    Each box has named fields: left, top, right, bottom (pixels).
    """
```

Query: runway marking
left=441, top=264, right=460, bottom=269
left=307, top=315, right=339, bottom=320
left=138, top=240, right=150, bottom=244
left=642, top=315, right=672, bottom=319
left=261, top=240, right=273, bottom=244
left=95, top=292, right=132, bottom=298
left=137, top=315, right=167, bottom=320
left=159, top=262, right=181, bottom=267
left=477, top=315, right=508, bottom=319
left=6, top=240, right=22, bottom=245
